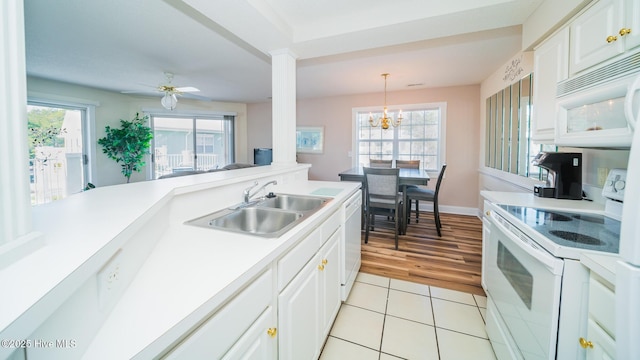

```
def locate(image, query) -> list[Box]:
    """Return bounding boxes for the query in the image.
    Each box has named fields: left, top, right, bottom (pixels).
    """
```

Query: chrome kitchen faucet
left=243, top=180, right=277, bottom=203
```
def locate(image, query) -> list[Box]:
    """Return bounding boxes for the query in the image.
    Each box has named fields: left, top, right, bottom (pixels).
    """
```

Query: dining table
left=338, top=167, right=430, bottom=233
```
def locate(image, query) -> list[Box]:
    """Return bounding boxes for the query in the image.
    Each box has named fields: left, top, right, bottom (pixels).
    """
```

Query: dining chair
left=405, top=164, right=447, bottom=236
left=395, top=160, right=420, bottom=169
left=395, top=159, right=420, bottom=213
left=363, top=167, right=404, bottom=249
left=369, top=159, right=393, bottom=168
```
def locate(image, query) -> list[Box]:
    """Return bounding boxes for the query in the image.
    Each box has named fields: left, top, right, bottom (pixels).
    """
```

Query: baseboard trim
left=414, top=203, right=478, bottom=217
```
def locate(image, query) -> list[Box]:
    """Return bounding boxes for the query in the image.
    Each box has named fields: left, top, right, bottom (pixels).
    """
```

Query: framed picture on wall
left=296, top=126, right=324, bottom=154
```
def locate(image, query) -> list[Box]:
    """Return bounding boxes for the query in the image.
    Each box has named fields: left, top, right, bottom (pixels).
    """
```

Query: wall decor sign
left=503, top=54, right=524, bottom=83
left=296, top=126, right=324, bottom=153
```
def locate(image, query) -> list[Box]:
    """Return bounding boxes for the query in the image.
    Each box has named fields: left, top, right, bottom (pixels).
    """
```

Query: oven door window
left=497, top=242, right=533, bottom=309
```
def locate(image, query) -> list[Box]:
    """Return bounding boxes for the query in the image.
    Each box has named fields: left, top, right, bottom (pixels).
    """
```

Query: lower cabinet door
left=222, top=306, right=277, bottom=360
left=585, top=318, right=616, bottom=360
left=278, top=253, right=321, bottom=360
left=320, top=230, right=341, bottom=339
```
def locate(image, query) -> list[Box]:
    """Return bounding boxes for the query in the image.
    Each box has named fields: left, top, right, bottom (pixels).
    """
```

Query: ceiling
left=24, top=0, right=544, bottom=104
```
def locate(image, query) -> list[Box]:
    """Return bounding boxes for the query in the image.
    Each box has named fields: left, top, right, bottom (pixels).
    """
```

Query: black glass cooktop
left=498, top=205, right=620, bottom=254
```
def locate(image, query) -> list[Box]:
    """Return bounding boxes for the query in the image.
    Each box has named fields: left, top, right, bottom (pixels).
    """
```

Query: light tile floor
left=319, top=272, right=497, bottom=360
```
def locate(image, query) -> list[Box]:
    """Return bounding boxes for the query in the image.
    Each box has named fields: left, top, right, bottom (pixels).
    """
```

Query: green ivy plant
left=98, top=113, right=153, bottom=183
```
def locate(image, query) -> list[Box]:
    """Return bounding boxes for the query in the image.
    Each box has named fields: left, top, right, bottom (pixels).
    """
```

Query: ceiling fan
left=122, top=72, right=209, bottom=110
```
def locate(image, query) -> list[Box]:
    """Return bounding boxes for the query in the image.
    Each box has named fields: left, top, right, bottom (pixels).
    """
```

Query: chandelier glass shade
left=369, top=73, right=402, bottom=129
left=161, top=92, right=178, bottom=110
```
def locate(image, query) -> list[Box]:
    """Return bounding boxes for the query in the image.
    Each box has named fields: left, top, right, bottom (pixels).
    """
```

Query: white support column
left=269, top=49, right=298, bottom=165
left=0, top=0, right=43, bottom=265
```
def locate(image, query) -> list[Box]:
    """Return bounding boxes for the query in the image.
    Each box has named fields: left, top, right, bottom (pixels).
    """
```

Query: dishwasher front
left=341, top=190, right=362, bottom=301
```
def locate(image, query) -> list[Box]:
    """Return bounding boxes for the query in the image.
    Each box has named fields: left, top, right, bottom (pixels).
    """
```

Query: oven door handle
left=491, top=215, right=564, bottom=275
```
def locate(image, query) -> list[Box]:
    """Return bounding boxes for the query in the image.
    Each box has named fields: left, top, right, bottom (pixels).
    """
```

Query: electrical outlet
left=597, top=168, right=609, bottom=187
left=97, top=249, right=123, bottom=310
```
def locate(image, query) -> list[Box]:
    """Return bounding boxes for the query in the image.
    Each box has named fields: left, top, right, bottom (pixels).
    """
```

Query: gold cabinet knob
left=606, top=35, right=618, bottom=43
left=579, top=337, right=594, bottom=349
left=318, top=264, right=325, bottom=271
left=267, top=327, right=277, bottom=338
left=485, top=210, right=491, bottom=216
left=322, top=259, right=328, bottom=265
left=620, top=28, right=632, bottom=36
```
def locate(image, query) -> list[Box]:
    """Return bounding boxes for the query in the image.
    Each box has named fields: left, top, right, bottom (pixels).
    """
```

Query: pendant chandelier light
left=369, top=73, right=402, bottom=129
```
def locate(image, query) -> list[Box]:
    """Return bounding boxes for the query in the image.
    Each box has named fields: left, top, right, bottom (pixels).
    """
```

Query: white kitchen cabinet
left=580, top=275, right=616, bottom=359
left=157, top=191, right=350, bottom=360
left=163, top=269, right=275, bottom=359
left=585, top=319, right=616, bottom=360
left=221, top=307, right=276, bottom=360
left=624, top=0, right=640, bottom=50
left=481, top=201, right=492, bottom=291
left=319, top=230, right=341, bottom=339
left=278, top=228, right=341, bottom=360
left=532, top=27, right=569, bottom=142
left=278, top=247, right=321, bottom=360
left=570, top=0, right=640, bottom=75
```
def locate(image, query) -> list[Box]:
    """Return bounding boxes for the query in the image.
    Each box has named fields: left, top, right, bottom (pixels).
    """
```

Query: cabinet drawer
left=164, top=269, right=273, bottom=359
left=278, top=228, right=321, bottom=291
left=588, top=276, right=615, bottom=338
left=321, top=209, right=341, bottom=242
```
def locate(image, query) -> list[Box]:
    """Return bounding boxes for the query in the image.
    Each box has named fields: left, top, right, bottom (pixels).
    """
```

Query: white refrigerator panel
left=617, top=73, right=640, bottom=360
left=621, top=74, right=640, bottom=265
left=615, top=261, right=640, bottom=359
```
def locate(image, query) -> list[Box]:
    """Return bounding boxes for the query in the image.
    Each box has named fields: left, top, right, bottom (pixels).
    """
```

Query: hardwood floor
left=360, top=211, right=486, bottom=296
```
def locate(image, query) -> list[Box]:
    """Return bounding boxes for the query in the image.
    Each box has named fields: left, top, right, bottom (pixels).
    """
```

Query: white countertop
left=581, top=253, right=620, bottom=286
left=84, top=180, right=359, bottom=359
left=0, top=163, right=359, bottom=359
left=480, top=191, right=606, bottom=214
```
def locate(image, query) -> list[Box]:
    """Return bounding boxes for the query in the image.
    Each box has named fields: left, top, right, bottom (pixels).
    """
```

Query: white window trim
left=27, top=96, right=97, bottom=186
left=351, top=102, right=447, bottom=177
left=148, top=113, right=236, bottom=179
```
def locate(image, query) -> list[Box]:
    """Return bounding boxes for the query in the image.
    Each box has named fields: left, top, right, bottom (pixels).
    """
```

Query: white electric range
left=483, top=169, right=625, bottom=360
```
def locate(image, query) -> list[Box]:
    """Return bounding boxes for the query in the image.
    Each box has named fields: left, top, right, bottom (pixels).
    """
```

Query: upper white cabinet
left=532, top=27, right=570, bottom=142
left=625, top=0, right=640, bottom=50
left=570, top=0, right=640, bottom=75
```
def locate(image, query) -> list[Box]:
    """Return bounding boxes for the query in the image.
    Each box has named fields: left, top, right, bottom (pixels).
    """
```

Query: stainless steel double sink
left=185, top=194, right=331, bottom=237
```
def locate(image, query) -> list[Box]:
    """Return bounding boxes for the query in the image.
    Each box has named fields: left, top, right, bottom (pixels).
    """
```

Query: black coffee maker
left=532, top=152, right=583, bottom=200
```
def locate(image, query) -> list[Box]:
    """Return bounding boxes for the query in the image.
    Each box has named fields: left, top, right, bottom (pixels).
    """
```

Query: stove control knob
left=614, top=180, right=625, bottom=191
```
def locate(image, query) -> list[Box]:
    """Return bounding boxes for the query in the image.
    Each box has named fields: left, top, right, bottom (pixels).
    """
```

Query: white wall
left=478, top=51, right=535, bottom=199
left=247, top=84, right=481, bottom=213
left=27, top=77, right=248, bottom=187
left=477, top=52, right=630, bottom=207
left=246, top=102, right=273, bottom=163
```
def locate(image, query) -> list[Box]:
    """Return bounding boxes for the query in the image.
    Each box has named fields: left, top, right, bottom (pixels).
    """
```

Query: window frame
left=352, top=102, right=447, bottom=175
left=483, top=73, right=557, bottom=183
left=147, top=111, right=235, bottom=179
left=26, top=96, right=96, bottom=204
